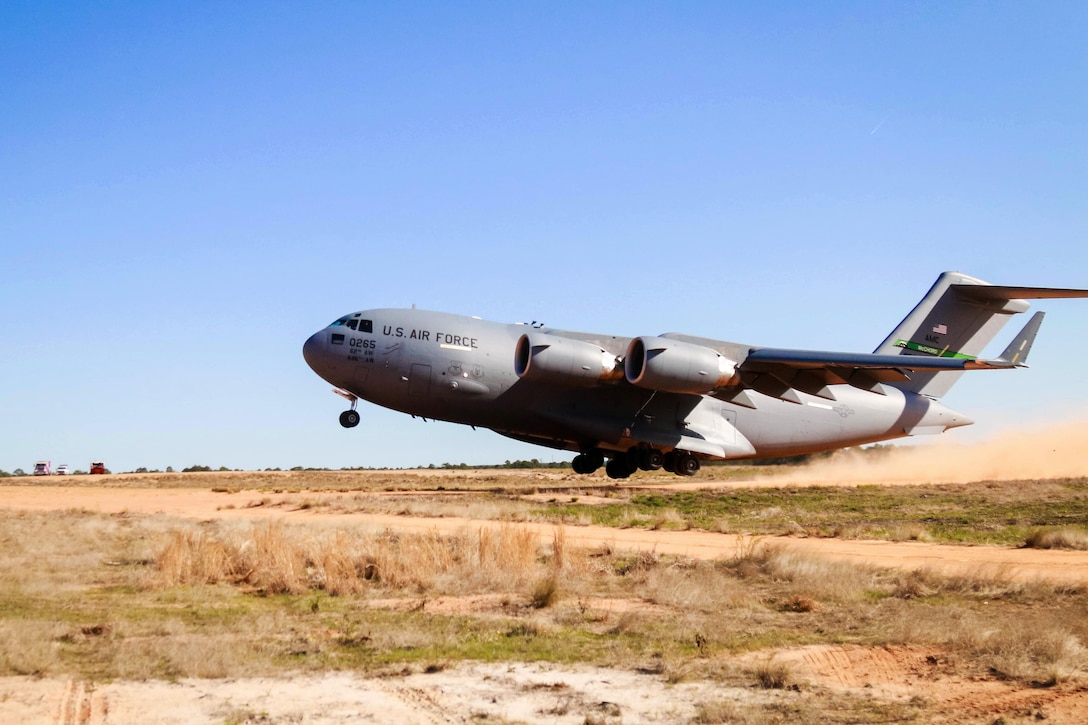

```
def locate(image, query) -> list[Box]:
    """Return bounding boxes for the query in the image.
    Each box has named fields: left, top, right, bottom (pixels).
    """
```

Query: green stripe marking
left=893, top=340, right=976, bottom=360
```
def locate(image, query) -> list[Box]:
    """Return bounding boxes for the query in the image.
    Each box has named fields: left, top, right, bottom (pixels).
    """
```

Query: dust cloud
left=773, top=418, right=1088, bottom=486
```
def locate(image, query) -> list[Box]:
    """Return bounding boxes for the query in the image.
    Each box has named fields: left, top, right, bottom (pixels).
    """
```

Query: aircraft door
left=409, top=364, right=431, bottom=398
left=354, top=366, right=369, bottom=389
left=719, top=408, right=738, bottom=444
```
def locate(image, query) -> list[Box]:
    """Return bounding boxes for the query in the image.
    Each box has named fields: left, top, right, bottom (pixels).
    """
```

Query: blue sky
left=2, top=2, right=1086, bottom=472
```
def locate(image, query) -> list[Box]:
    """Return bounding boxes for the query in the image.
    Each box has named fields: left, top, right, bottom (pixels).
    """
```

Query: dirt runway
left=4, top=484, right=1088, bottom=585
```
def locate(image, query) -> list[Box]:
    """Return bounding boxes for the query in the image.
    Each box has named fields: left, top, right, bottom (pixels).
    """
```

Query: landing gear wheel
left=571, top=452, right=604, bottom=475
left=588, top=452, right=604, bottom=471
left=675, top=451, right=700, bottom=477
left=662, top=451, right=678, bottom=473
left=639, top=448, right=664, bottom=471
left=339, top=410, right=360, bottom=428
left=605, top=456, right=637, bottom=480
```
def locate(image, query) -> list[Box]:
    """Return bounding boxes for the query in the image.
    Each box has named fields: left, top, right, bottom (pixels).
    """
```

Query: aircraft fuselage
left=302, top=307, right=970, bottom=475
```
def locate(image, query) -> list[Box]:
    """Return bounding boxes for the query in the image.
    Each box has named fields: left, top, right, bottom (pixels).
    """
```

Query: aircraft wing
left=744, top=346, right=1027, bottom=372
left=726, top=312, right=1045, bottom=405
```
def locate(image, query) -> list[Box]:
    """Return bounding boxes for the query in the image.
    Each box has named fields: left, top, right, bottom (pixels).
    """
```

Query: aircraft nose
left=302, top=331, right=325, bottom=372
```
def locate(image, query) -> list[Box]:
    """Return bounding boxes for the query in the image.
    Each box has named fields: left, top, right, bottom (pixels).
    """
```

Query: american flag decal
left=932, top=324, right=948, bottom=335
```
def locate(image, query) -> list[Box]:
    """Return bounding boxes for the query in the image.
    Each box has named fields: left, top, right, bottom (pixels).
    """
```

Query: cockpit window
left=330, top=316, right=373, bottom=332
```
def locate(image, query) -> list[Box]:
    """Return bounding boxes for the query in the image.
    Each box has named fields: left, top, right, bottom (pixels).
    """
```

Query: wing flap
left=745, top=348, right=989, bottom=371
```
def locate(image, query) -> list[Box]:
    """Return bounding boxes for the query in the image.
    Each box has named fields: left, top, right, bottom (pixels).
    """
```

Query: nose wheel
left=333, top=388, right=360, bottom=428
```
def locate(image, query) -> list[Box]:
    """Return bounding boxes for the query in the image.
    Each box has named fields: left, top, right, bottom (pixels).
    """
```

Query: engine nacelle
left=515, top=332, right=622, bottom=387
left=625, top=336, right=739, bottom=394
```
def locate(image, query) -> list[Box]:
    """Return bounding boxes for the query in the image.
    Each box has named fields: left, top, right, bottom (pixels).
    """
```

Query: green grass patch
left=542, top=477, right=1088, bottom=545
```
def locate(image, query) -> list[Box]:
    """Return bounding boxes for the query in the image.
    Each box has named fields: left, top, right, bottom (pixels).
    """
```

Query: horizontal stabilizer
left=996, top=311, right=1044, bottom=366
left=952, top=285, right=1088, bottom=302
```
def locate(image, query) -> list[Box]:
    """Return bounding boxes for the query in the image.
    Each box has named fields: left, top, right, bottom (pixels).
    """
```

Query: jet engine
left=625, top=336, right=740, bottom=394
left=514, top=332, right=623, bottom=386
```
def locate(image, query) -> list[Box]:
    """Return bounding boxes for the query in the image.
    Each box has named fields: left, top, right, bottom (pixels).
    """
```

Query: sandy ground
left=8, top=650, right=1088, bottom=724
left=0, top=663, right=748, bottom=724
left=7, top=651, right=1088, bottom=724
left=3, top=479, right=1088, bottom=723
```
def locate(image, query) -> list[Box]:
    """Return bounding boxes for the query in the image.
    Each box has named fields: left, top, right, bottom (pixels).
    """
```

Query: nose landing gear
left=333, top=388, right=360, bottom=428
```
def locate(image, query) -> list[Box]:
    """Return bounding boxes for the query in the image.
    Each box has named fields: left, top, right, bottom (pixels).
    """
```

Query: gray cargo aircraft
left=303, top=272, right=1088, bottom=478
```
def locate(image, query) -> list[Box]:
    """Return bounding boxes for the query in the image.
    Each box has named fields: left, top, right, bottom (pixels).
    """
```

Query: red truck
left=89, top=461, right=107, bottom=475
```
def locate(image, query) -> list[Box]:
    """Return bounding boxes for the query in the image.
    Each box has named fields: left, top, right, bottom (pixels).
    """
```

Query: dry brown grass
left=751, top=655, right=793, bottom=689
left=641, top=559, right=759, bottom=612
left=154, top=529, right=245, bottom=587
left=153, top=521, right=551, bottom=597
left=947, top=612, right=1088, bottom=685
left=691, top=699, right=742, bottom=724
left=0, top=620, right=66, bottom=675
left=1024, top=527, right=1088, bottom=550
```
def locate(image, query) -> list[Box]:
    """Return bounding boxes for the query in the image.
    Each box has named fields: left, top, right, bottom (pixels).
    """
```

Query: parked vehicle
left=33, top=461, right=51, bottom=476
left=89, top=461, right=107, bottom=475
left=56, top=464, right=70, bottom=475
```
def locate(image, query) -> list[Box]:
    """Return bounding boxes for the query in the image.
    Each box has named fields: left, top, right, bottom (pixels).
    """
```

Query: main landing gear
left=571, top=447, right=700, bottom=479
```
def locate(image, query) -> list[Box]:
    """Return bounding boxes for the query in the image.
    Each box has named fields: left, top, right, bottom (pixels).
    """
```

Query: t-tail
left=874, top=272, right=1088, bottom=398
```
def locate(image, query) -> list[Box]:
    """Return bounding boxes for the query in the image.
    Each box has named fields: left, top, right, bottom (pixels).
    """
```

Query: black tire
left=662, top=451, right=677, bottom=473
left=572, top=452, right=604, bottom=474
left=586, top=452, right=604, bottom=473
left=676, top=452, right=700, bottom=477
left=639, top=448, right=664, bottom=471
left=605, top=457, right=632, bottom=479
left=339, top=410, right=360, bottom=428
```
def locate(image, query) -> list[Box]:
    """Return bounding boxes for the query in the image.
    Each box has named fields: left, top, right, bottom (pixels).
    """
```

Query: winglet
left=996, top=311, right=1044, bottom=367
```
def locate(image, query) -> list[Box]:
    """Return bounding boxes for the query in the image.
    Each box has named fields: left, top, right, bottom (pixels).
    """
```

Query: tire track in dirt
left=762, top=645, right=1088, bottom=724
left=797, top=645, right=925, bottom=689
left=51, top=679, right=106, bottom=725
left=376, top=683, right=460, bottom=724
left=934, top=682, right=1088, bottom=724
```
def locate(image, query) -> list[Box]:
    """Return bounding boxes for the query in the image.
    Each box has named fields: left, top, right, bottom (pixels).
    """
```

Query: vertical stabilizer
left=874, top=272, right=1029, bottom=398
